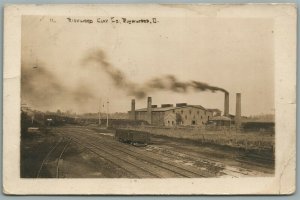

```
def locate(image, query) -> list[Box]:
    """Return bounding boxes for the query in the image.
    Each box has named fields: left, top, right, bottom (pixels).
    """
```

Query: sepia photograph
left=20, top=14, right=276, bottom=179
left=3, top=4, right=296, bottom=194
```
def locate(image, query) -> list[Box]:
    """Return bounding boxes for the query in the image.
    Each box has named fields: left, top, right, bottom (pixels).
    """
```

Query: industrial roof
left=135, top=105, right=208, bottom=112
left=207, top=108, right=222, bottom=112
left=210, top=116, right=231, bottom=121
left=135, top=107, right=176, bottom=112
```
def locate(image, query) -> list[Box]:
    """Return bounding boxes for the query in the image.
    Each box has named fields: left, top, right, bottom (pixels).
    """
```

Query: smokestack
left=131, top=99, right=136, bottom=120
left=147, top=97, right=152, bottom=124
left=224, top=92, right=229, bottom=116
left=235, top=93, right=241, bottom=128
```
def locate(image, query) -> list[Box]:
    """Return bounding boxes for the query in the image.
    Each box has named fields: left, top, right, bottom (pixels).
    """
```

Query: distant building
left=21, top=103, right=31, bottom=112
left=129, top=97, right=216, bottom=127
left=209, top=115, right=232, bottom=126
left=129, top=92, right=243, bottom=128
left=206, top=108, right=222, bottom=117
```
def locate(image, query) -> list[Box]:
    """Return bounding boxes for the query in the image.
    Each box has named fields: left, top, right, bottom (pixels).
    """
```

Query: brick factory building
left=128, top=97, right=222, bottom=127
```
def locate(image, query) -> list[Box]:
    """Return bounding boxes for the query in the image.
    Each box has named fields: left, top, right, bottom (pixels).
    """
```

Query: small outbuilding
left=209, top=116, right=232, bottom=126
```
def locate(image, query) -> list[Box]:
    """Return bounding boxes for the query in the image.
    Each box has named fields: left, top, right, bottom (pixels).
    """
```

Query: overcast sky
left=21, top=15, right=274, bottom=116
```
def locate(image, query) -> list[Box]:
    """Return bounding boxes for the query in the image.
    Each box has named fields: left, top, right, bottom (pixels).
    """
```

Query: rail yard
left=21, top=125, right=274, bottom=178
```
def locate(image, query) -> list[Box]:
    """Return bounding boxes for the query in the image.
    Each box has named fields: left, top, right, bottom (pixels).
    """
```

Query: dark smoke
left=82, top=49, right=147, bottom=98
left=83, top=49, right=228, bottom=99
left=144, top=75, right=228, bottom=94
left=21, top=61, right=95, bottom=109
left=82, top=50, right=128, bottom=87
left=190, top=81, right=228, bottom=94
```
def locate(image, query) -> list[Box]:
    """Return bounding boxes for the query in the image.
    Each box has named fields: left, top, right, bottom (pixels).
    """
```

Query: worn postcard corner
left=3, top=3, right=297, bottom=195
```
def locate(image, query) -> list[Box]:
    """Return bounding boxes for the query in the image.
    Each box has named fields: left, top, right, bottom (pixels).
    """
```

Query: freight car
left=115, top=129, right=150, bottom=147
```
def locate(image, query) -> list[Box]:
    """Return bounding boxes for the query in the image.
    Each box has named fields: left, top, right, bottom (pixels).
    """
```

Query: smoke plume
left=83, top=49, right=228, bottom=99
left=21, top=61, right=95, bottom=109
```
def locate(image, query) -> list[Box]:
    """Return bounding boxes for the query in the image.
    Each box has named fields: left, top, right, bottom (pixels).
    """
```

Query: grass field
left=125, top=126, right=275, bottom=153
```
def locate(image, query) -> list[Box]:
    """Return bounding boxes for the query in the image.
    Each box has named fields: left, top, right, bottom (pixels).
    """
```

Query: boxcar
left=115, top=129, right=150, bottom=146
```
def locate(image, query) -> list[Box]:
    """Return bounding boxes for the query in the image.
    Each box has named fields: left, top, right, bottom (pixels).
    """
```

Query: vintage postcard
left=3, top=4, right=296, bottom=195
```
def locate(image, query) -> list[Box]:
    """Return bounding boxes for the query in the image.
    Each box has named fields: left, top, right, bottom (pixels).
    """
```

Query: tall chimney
left=224, top=92, right=229, bottom=116
left=131, top=99, right=136, bottom=120
left=147, top=97, right=152, bottom=124
left=235, top=93, right=241, bottom=128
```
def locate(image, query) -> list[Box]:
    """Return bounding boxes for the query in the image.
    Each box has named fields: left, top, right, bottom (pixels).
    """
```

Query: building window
left=173, top=110, right=175, bottom=113
left=201, top=116, right=202, bottom=119
left=189, top=110, right=192, bottom=115
left=181, top=110, right=183, bottom=114
left=172, top=121, right=174, bottom=125
left=197, top=111, right=199, bottom=115
left=168, top=121, right=170, bottom=125
left=185, top=115, right=187, bottom=120
left=192, top=120, right=196, bottom=125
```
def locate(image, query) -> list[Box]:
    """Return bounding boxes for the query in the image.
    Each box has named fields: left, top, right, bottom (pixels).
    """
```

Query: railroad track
left=55, top=128, right=144, bottom=178
left=62, top=129, right=209, bottom=178
left=37, top=137, right=71, bottom=178
left=69, top=129, right=221, bottom=177
left=88, top=137, right=207, bottom=177
left=73, top=127, right=267, bottom=177
left=70, top=137, right=159, bottom=178
left=70, top=136, right=193, bottom=178
left=56, top=139, right=72, bottom=178
left=157, top=143, right=274, bottom=176
left=144, top=145, right=248, bottom=177
left=56, top=127, right=273, bottom=177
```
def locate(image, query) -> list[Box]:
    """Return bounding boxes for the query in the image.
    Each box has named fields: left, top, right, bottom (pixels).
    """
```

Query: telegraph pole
left=98, top=99, right=101, bottom=126
left=31, top=115, right=34, bottom=125
left=106, top=99, right=109, bottom=128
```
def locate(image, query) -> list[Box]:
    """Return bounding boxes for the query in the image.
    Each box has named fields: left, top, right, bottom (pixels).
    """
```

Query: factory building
left=129, top=93, right=242, bottom=127
left=129, top=97, right=220, bottom=126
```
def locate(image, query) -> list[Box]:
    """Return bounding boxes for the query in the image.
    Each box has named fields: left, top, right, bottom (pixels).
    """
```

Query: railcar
left=115, top=129, right=150, bottom=146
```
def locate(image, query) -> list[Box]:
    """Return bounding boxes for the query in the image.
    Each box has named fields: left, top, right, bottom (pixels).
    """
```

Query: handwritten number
left=50, top=18, right=56, bottom=23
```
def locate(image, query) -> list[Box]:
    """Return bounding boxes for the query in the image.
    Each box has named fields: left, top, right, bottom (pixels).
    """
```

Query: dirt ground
left=21, top=125, right=274, bottom=178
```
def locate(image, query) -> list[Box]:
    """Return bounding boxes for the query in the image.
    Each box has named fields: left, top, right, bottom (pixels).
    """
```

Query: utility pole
left=98, top=99, right=102, bottom=126
left=31, top=115, right=34, bottom=125
left=106, top=99, right=109, bottom=128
